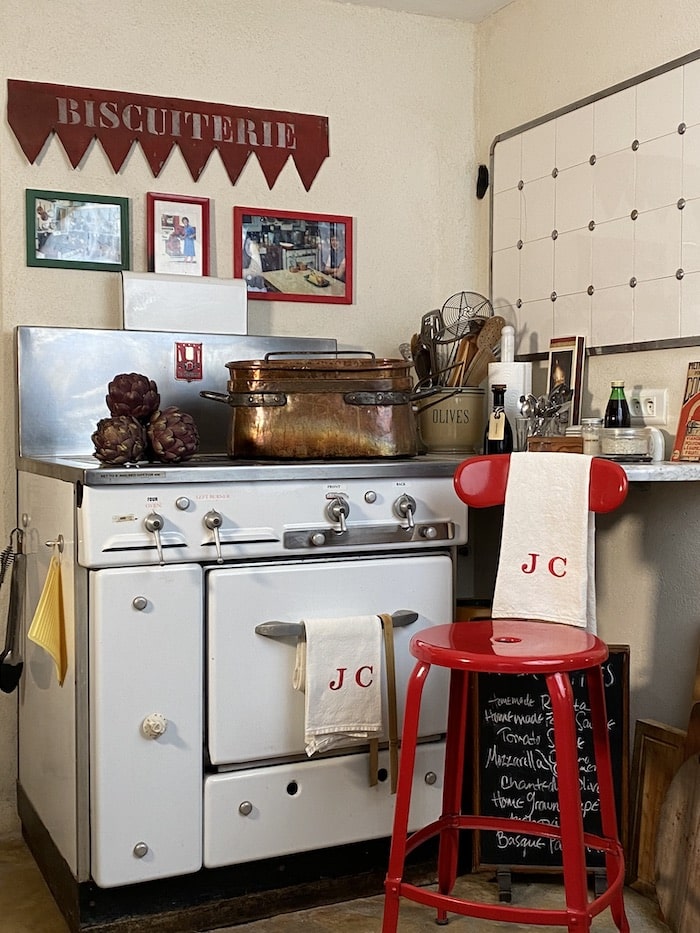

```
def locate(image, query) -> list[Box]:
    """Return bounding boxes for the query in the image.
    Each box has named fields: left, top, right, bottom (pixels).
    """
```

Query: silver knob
left=239, top=801, right=253, bottom=816
left=175, top=496, right=191, bottom=511
left=424, top=771, right=438, bottom=786
left=133, top=842, right=149, bottom=858
left=132, top=596, right=148, bottom=611
left=144, top=512, right=165, bottom=565
left=204, top=510, right=224, bottom=563
left=327, top=497, right=350, bottom=534
left=310, top=532, right=327, bottom=547
left=395, top=494, right=416, bottom=530
left=420, top=526, right=438, bottom=540
left=142, top=713, right=168, bottom=739
left=364, top=490, right=377, bottom=503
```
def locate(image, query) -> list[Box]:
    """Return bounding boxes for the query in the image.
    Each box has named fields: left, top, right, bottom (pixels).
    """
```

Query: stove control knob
left=204, top=510, right=224, bottom=563
left=420, top=525, right=438, bottom=540
left=144, top=512, right=165, bottom=565
left=327, top=497, right=350, bottom=534
left=141, top=713, right=168, bottom=739
left=133, top=842, right=149, bottom=858
left=310, top=532, right=327, bottom=547
left=394, top=494, right=417, bottom=530
left=238, top=801, right=253, bottom=817
left=175, top=496, right=191, bottom=511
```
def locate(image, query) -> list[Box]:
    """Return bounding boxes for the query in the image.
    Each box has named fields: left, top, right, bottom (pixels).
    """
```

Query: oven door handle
left=254, top=609, right=418, bottom=639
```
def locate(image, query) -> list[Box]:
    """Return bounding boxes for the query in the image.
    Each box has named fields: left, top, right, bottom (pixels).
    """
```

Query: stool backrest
left=453, top=454, right=628, bottom=514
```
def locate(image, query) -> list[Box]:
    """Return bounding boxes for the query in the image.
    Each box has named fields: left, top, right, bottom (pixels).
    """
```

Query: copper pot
left=201, top=353, right=418, bottom=459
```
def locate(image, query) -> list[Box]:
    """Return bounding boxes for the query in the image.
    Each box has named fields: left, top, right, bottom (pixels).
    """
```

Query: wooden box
left=526, top=435, right=584, bottom=454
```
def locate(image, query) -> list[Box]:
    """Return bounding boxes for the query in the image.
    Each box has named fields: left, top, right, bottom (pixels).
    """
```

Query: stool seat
left=410, top=619, right=608, bottom=674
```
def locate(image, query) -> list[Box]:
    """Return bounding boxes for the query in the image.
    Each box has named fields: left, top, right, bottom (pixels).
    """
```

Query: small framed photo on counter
left=234, top=207, right=353, bottom=304
left=147, top=192, right=210, bottom=276
left=26, top=189, right=130, bottom=272
left=546, top=335, right=585, bottom=425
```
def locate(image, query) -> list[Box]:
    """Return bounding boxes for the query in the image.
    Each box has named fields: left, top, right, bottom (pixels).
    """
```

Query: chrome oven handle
left=254, top=609, right=418, bottom=639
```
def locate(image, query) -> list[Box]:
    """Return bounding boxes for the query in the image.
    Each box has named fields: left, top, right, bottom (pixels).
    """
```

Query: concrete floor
left=0, top=834, right=671, bottom=932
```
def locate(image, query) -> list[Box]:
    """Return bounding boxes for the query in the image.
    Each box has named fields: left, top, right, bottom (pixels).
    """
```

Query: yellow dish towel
left=28, top=555, right=67, bottom=685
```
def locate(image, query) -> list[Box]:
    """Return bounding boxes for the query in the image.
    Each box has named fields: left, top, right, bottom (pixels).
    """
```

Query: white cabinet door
left=90, top=564, right=203, bottom=887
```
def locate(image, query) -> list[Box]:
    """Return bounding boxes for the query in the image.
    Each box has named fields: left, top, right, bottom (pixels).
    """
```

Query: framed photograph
left=147, top=193, right=210, bottom=276
left=546, top=335, right=585, bottom=424
left=26, top=189, right=129, bottom=272
left=233, top=207, right=353, bottom=304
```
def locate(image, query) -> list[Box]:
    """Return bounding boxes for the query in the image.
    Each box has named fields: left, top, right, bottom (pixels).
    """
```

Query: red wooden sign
left=7, top=80, right=329, bottom=190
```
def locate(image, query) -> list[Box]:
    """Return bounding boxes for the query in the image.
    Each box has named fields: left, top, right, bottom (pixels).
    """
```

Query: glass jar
left=581, top=418, right=603, bottom=455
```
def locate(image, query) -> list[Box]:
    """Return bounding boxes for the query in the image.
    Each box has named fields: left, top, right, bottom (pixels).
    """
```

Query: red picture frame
left=147, top=192, right=210, bottom=276
left=234, top=207, right=353, bottom=304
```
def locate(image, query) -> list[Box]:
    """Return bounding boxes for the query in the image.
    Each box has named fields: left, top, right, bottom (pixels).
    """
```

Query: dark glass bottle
left=483, top=383, right=513, bottom=454
left=604, top=381, right=631, bottom=428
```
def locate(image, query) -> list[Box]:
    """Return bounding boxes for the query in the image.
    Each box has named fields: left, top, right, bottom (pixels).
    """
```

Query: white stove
left=14, top=328, right=469, bottom=933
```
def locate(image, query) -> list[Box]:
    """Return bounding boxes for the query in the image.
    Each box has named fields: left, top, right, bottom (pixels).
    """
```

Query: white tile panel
left=634, top=204, right=682, bottom=282
left=681, top=270, right=700, bottom=336
left=594, top=86, right=636, bottom=157
left=521, top=120, right=556, bottom=183
left=492, top=187, right=522, bottom=251
left=517, top=298, right=553, bottom=355
left=519, top=237, right=554, bottom=303
left=633, top=277, right=681, bottom=342
left=555, top=103, right=594, bottom=170
left=521, top=175, right=555, bottom=242
left=593, top=149, right=635, bottom=223
left=591, top=284, right=634, bottom=346
left=681, top=197, right=700, bottom=273
left=493, top=134, right=522, bottom=192
left=491, top=246, right=520, bottom=310
left=635, top=132, right=683, bottom=213
left=554, top=228, right=592, bottom=297
left=592, top=217, right=635, bottom=290
left=684, top=58, right=700, bottom=128
left=682, top=123, right=700, bottom=199
left=553, top=292, right=592, bottom=343
left=636, top=69, right=684, bottom=142
left=555, top=162, right=594, bottom=234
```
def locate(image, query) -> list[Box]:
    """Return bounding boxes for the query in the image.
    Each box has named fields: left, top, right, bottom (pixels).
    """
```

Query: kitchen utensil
left=201, top=352, right=419, bottom=459
left=0, top=529, right=24, bottom=694
left=462, top=315, right=505, bottom=386
left=440, top=291, right=493, bottom=339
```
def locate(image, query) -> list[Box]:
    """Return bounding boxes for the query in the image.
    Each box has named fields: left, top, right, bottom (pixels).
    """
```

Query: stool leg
left=435, top=668, right=470, bottom=924
left=547, top=672, right=590, bottom=932
left=586, top=668, right=630, bottom=933
left=382, top=659, right=431, bottom=933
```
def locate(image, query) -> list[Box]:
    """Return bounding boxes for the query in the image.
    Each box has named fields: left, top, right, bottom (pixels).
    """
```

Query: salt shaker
left=581, top=418, right=603, bottom=455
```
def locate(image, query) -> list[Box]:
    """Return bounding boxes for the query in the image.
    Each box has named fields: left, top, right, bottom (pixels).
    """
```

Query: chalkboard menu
left=473, top=646, right=629, bottom=871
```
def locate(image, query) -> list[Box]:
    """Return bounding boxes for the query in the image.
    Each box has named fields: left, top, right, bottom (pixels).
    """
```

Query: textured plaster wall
left=0, top=0, right=478, bottom=837
left=476, top=0, right=700, bottom=738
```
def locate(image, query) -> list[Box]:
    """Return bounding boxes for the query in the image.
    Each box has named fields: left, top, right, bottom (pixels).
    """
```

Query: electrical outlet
left=629, top=388, right=668, bottom=425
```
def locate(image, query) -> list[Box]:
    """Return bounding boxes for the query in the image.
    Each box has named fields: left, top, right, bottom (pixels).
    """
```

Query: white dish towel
left=293, top=615, right=383, bottom=756
left=491, top=452, right=597, bottom=632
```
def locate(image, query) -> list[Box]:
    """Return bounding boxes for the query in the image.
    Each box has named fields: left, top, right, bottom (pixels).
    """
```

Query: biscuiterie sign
left=7, top=79, right=329, bottom=190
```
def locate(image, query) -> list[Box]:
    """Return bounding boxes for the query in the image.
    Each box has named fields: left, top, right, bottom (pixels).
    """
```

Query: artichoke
left=92, top=416, right=147, bottom=464
left=106, top=373, right=160, bottom=421
left=147, top=407, right=199, bottom=463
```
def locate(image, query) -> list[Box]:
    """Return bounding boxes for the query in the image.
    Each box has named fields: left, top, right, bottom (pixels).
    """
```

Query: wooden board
left=627, top=719, right=687, bottom=894
left=655, top=754, right=700, bottom=932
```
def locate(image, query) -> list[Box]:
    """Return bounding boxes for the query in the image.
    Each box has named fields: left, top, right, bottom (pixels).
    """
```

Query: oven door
left=206, top=552, right=452, bottom=766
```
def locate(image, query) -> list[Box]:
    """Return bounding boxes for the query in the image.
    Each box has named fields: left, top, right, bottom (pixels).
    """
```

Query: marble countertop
left=620, top=460, right=700, bottom=481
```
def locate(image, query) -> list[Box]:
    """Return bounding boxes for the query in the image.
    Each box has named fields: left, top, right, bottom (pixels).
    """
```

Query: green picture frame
left=26, top=189, right=130, bottom=272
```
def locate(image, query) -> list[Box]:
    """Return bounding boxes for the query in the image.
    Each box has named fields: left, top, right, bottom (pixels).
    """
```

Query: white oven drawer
left=203, top=740, right=445, bottom=867
left=206, top=553, right=452, bottom=766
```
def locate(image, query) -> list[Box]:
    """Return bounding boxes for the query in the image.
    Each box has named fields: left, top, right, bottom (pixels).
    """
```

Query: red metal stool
left=382, top=454, right=630, bottom=932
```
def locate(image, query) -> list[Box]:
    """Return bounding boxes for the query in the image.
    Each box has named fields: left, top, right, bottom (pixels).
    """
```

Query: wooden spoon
left=463, top=315, right=506, bottom=386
